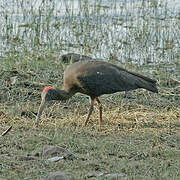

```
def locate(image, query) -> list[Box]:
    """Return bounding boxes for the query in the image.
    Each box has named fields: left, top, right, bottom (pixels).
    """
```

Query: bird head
left=36, top=86, right=72, bottom=125
left=35, top=86, right=56, bottom=125
left=41, top=86, right=57, bottom=101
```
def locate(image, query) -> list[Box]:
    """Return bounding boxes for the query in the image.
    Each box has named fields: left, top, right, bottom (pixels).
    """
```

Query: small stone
left=10, top=76, right=18, bottom=85
left=47, top=156, right=64, bottom=162
left=104, top=173, right=126, bottom=179
left=43, top=145, right=72, bottom=158
left=45, top=171, right=74, bottom=180
left=86, top=173, right=104, bottom=178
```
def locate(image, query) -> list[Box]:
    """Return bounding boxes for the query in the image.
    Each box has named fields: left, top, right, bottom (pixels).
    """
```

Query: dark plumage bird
left=36, top=61, right=158, bottom=126
left=60, top=53, right=94, bottom=63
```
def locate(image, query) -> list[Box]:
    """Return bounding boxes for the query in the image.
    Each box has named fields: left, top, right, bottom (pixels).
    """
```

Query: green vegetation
left=0, top=0, right=179, bottom=179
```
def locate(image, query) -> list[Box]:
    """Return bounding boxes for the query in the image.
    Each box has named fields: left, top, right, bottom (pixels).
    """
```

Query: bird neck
left=36, top=88, right=75, bottom=125
left=53, top=88, right=75, bottom=101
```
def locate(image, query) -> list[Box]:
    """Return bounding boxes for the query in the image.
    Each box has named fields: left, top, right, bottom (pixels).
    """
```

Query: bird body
left=64, top=61, right=158, bottom=98
left=36, top=61, right=158, bottom=125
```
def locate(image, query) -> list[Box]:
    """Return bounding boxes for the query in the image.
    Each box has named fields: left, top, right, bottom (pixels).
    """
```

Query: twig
left=170, top=78, right=180, bottom=84
left=160, top=92, right=180, bottom=97
left=1, top=126, right=12, bottom=137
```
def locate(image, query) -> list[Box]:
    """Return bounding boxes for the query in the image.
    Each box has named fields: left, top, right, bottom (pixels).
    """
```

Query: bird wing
left=77, top=65, right=138, bottom=97
left=66, top=61, right=157, bottom=96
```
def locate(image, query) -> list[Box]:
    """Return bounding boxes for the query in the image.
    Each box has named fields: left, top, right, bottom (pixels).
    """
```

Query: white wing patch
left=97, top=71, right=103, bottom=75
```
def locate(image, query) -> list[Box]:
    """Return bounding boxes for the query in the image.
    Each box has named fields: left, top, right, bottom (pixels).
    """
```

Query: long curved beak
left=36, top=98, right=47, bottom=125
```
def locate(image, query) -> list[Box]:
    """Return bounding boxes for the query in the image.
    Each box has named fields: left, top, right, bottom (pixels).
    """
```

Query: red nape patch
left=42, top=86, right=54, bottom=94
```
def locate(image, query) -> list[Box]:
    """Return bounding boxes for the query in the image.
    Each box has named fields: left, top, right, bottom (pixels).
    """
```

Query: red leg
left=84, top=98, right=95, bottom=126
left=96, top=97, right=104, bottom=125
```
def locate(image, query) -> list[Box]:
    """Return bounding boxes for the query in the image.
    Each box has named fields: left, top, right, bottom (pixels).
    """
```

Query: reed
left=0, top=0, right=179, bottom=65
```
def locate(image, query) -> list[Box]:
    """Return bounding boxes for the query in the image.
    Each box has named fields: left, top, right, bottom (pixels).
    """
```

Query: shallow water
left=0, top=0, right=180, bottom=66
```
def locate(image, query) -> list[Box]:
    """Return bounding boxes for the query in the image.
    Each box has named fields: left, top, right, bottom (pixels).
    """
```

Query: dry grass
left=0, top=61, right=179, bottom=179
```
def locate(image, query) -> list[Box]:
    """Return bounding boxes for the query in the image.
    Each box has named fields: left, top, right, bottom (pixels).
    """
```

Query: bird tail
left=134, top=74, right=158, bottom=93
